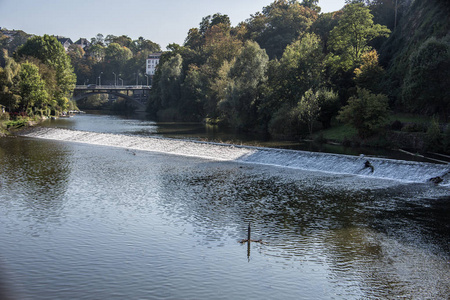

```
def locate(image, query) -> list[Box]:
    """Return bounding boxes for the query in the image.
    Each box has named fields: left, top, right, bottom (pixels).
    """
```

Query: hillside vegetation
left=1, top=0, right=449, bottom=153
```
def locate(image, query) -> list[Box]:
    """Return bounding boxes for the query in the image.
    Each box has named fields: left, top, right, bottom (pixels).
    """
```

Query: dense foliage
left=70, top=34, right=161, bottom=86
left=147, top=0, right=449, bottom=147
left=1, top=0, right=449, bottom=151
left=0, top=35, right=77, bottom=117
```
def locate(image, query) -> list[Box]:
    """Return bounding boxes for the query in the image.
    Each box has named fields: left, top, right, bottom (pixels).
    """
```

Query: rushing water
left=0, top=113, right=449, bottom=299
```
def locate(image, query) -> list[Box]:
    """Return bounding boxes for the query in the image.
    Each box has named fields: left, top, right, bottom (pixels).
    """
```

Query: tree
left=159, top=54, right=183, bottom=109
left=217, top=41, right=269, bottom=128
left=246, top=0, right=318, bottom=59
left=328, top=3, right=390, bottom=71
left=131, top=37, right=160, bottom=54
left=90, top=33, right=105, bottom=46
left=203, top=23, right=243, bottom=71
left=105, top=43, right=132, bottom=64
left=16, top=35, right=76, bottom=110
left=337, top=88, right=390, bottom=138
left=0, top=50, right=21, bottom=112
left=18, top=62, right=48, bottom=113
left=271, top=33, right=324, bottom=107
left=298, top=89, right=321, bottom=135
left=402, top=36, right=450, bottom=120
left=301, top=0, right=321, bottom=12
left=316, top=88, right=340, bottom=129
left=354, top=49, right=385, bottom=93
left=105, top=34, right=132, bottom=48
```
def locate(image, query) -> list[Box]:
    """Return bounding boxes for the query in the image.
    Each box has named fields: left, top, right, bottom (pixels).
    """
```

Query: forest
left=1, top=0, right=449, bottom=153
left=147, top=0, right=450, bottom=153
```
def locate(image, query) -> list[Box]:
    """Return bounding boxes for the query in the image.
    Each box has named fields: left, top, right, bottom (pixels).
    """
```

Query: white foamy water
left=20, top=127, right=450, bottom=184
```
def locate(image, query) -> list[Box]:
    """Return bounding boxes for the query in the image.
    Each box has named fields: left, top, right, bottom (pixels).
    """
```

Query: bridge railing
left=75, top=85, right=151, bottom=90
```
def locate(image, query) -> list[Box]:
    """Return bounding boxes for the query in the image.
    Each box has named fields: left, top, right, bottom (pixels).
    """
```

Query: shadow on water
left=154, top=159, right=450, bottom=298
left=0, top=137, right=71, bottom=224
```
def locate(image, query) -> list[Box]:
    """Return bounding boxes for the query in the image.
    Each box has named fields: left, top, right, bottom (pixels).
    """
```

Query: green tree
left=0, top=50, right=21, bottom=112
left=328, top=3, right=390, bottom=71
left=316, top=88, right=340, bottom=129
left=246, top=0, right=318, bottom=59
left=16, top=35, right=76, bottom=111
left=105, top=34, right=132, bottom=48
left=270, top=33, right=324, bottom=108
left=159, top=54, right=183, bottom=109
left=105, top=43, right=132, bottom=65
left=217, top=41, right=269, bottom=128
left=354, top=49, right=385, bottom=93
left=402, top=36, right=450, bottom=120
left=131, top=37, right=160, bottom=54
left=337, top=87, right=390, bottom=138
left=425, top=116, right=443, bottom=151
left=18, top=62, right=48, bottom=113
left=298, top=89, right=321, bottom=135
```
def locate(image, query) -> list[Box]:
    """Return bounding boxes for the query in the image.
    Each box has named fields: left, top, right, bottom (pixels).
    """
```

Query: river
left=0, top=113, right=449, bottom=299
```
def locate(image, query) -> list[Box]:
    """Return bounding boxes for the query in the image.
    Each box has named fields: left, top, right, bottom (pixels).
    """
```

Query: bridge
left=73, top=85, right=151, bottom=111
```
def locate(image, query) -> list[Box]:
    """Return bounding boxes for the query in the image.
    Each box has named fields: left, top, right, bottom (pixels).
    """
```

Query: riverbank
left=0, top=117, right=41, bottom=136
left=0, top=111, right=83, bottom=137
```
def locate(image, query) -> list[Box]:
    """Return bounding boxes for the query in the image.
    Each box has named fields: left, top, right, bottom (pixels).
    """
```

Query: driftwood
left=239, top=223, right=265, bottom=244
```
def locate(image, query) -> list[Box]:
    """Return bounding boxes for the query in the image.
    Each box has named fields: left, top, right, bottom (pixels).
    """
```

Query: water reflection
left=154, top=160, right=450, bottom=297
left=1, top=134, right=449, bottom=299
left=0, top=137, right=71, bottom=224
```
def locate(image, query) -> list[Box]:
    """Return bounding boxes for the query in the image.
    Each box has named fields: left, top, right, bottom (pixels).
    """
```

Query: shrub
left=425, top=117, right=442, bottom=151
left=337, top=88, right=390, bottom=138
left=443, top=125, right=450, bottom=153
left=0, top=112, right=10, bottom=121
left=390, top=120, right=403, bottom=131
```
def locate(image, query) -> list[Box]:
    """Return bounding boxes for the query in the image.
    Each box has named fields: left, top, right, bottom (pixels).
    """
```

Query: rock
left=429, top=176, right=443, bottom=184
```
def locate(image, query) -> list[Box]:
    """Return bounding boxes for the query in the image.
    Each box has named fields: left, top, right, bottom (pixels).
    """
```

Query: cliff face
left=380, top=0, right=450, bottom=101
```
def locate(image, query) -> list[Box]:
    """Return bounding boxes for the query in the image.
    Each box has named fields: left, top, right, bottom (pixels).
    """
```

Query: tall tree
left=18, top=62, right=48, bottom=113
left=0, top=50, right=21, bottom=112
left=16, top=35, right=76, bottom=109
left=402, top=36, right=450, bottom=120
left=328, top=3, right=390, bottom=71
left=246, top=0, right=318, bottom=59
left=354, top=49, right=385, bottom=93
left=217, top=41, right=269, bottom=128
left=272, top=33, right=324, bottom=107
left=159, top=54, right=183, bottom=109
left=298, top=89, right=321, bottom=135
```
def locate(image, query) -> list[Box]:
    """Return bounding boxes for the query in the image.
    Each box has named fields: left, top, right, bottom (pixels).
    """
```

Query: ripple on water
left=0, top=135, right=449, bottom=299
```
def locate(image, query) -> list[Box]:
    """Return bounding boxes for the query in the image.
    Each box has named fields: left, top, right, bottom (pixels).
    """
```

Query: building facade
left=146, top=52, right=162, bottom=77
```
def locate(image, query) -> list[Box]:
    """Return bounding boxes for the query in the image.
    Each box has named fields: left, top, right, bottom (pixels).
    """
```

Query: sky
left=0, top=0, right=346, bottom=49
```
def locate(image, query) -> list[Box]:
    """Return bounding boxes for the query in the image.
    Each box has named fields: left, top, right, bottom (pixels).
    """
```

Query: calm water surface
left=0, top=113, right=449, bottom=299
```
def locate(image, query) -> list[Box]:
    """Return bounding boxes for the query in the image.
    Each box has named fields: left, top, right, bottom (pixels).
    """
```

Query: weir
left=20, top=128, right=450, bottom=185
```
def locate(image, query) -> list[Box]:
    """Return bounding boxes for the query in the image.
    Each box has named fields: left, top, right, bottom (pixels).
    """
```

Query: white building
left=146, top=52, right=162, bottom=76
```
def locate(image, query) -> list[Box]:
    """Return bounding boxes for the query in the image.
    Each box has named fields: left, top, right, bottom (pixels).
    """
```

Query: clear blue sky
left=0, top=0, right=346, bottom=49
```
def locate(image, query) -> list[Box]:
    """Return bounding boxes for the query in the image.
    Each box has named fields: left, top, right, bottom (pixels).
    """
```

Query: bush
left=390, top=120, right=403, bottom=131
left=443, top=125, right=450, bottom=153
left=268, top=104, right=305, bottom=138
left=401, top=123, right=428, bottom=133
left=425, top=117, right=442, bottom=151
left=337, top=88, right=390, bottom=138
left=0, top=112, right=10, bottom=121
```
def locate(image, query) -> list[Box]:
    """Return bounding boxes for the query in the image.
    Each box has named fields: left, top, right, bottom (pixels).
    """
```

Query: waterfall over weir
left=21, top=128, right=450, bottom=185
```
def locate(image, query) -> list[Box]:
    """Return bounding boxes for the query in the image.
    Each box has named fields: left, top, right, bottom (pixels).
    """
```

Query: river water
left=0, top=113, right=449, bottom=299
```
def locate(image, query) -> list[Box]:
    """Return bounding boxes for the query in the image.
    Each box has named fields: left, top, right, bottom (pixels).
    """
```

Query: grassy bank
left=313, top=113, right=449, bottom=155
left=0, top=113, right=45, bottom=136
